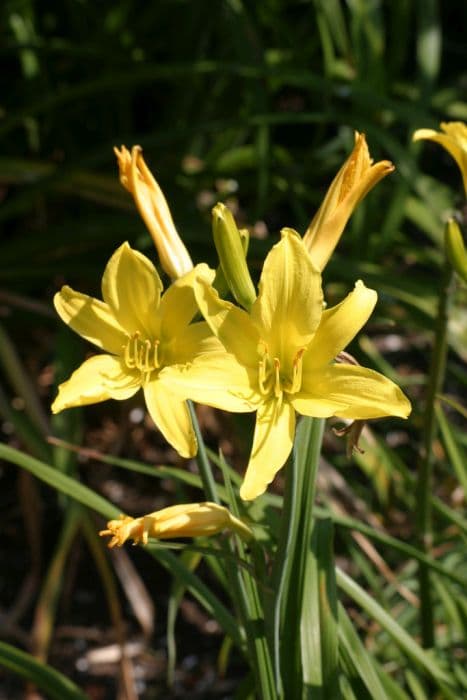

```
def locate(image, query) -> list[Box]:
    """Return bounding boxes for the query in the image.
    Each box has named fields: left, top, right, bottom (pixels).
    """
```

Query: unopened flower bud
left=100, top=501, right=253, bottom=548
left=212, top=203, right=257, bottom=310
left=445, top=219, right=467, bottom=283
left=303, top=132, right=394, bottom=271
left=114, top=145, right=193, bottom=279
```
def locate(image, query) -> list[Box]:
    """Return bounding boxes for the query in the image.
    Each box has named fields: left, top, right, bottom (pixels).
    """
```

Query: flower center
left=123, top=332, right=160, bottom=382
left=257, top=344, right=304, bottom=402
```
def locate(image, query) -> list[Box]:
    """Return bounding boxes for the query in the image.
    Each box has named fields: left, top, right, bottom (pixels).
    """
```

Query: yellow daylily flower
left=303, top=132, right=394, bottom=271
left=114, top=145, right=193, bottom=279
left=99, top=501, right=253, bottom=547
left=52, top=242, right=218, bottom=458
left=162, top=230, right=411, bottom=501
left=413, top=121, right=467, bottom=195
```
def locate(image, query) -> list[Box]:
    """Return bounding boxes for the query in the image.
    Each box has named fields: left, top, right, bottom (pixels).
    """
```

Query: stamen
left=273, top=358, right=282, bottom=398
left=290, top=348, right=305, bottom=394
left=258, top=358, right=268, bottom=394
left=273, top=358, right=283, bottom=412
left=123, top=333, right=160, bottom=378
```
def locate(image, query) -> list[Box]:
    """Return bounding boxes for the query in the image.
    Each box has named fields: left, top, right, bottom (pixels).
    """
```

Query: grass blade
left=0, top=641, right=88, bottom=700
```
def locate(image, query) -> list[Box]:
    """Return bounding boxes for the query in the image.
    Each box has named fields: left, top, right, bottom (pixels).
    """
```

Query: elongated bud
left=413, top=122, right=467, bottom=196
left=114, top=145, right=193, bottom=279
left=445, top=219, right=467, bottom=283
left=212, top=203, right=257, bottom=310
left=303, top=132, right=394, bottom=271
left=99, top=501, right=253, bottom=548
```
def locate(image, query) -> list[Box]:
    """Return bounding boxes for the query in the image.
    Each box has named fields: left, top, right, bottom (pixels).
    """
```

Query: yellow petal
left=114, top=145, right=193, bottom=279
left=194, top=275, right=260, bottom=367
left=295, top=364, right=411, bottom=420
left=413, top=122, right=467, bottom=195
left=51, top=355, right=139, bottom=413
left=164, top=321, right=222, bottom=365
left=143, top=381, right=197, bottom=458
left=54, top=286, right=127, bottom=355
left=303, top=132, right=394, bottom=270
left=159, top=352, right=259, bottom=413
left=101, top=242, right=162, bottom=337
left=303, top=280, right=377, bottom=373
left=240, top=399, right=295, bottom=501
left=251, top=229, right=323, bottom=369
left=158, top=264, right=215, bottom=341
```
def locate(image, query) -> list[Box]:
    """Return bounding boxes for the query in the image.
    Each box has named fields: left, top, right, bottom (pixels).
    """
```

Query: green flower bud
left=445, top=219, right=467, bottom=283
left=212, top=203, right=257, bottom=310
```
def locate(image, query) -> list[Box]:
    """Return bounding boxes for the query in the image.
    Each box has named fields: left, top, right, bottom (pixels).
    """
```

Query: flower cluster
left=52, top=132, right=415, bottom=544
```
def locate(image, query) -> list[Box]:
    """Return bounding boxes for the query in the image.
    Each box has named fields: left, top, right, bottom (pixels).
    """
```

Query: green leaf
left=0, top=443, right=118, bottom=520
left=272, top=417, right=325, bottom=697
left=301, top=518, right=339, bottom=699
left=0, top=641, right=88, bottom=700
left=336, top=568, right=453, bottom=687
left=167, top=549, right=203, bottom=686
left=436, top=402, right=467, bottom=493
left=338, top=604, right=387, bottom=700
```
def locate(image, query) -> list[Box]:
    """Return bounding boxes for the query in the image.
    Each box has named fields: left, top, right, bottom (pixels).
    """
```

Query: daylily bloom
left=99, top=501, right=253, bottom=547
left=162, top=229, right=411, bottom=500
left=52, top=242, right=217, bottom=458
left=114, top=145, right=193, bottom=279
left=413, top=121, right=467, bottom=195
left=303, top=132, right=394, bottom=271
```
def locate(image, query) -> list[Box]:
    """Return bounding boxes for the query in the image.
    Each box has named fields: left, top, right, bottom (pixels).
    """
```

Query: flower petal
left=251, top=229, right=323, bottom=367
left=158, top=264, right=215, bottom=341
left=413, top=122, right=467, bottom=195
left=240, top=399, right=295, bottom=501
left=143, top=381, right=196, bottom=458
left=303, top=280, right=377, bottom=373
left=194, top=276, right=260, bottom=368
left=51, top=355, right=139, bottom=413
left=295, top=364, right=411, bottom=420
left=54, top=286, right=127, bottom=355
left=101, top=242, right=162, bottom=337
left=164, top=321, right=222, bottom=365
left=159, top=352, right=259, bottom=413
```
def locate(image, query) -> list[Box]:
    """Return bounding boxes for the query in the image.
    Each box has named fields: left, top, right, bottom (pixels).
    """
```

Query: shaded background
left=1, top=1, right=466, bottom=698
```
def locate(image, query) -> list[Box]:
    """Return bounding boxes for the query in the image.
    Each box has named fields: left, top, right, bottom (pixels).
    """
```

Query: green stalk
left=416, top=259, right=454, bottom=648
left=270, top=417, right=324, bottom=696
left=187, top=410, right=276, bottom=695
left=219, top=453, right=276, bottom=698
left=188, top=401, right=220, bottom=504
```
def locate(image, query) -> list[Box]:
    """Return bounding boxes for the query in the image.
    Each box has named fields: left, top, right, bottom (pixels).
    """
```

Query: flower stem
left=188, top=401, right=220, bottom=504
left=270, top=417, right=324, bottom=696
left=416, top=259, right=454, bottom=648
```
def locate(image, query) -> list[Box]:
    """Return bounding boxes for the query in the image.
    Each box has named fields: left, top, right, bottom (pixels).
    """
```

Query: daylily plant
left=52, top=242, right=217, bottom=458
left=413, top=121, right=467, bottom=195
left=100, top=502, right=253, bottom=547
left=162, top=230, right=411, bottom=500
